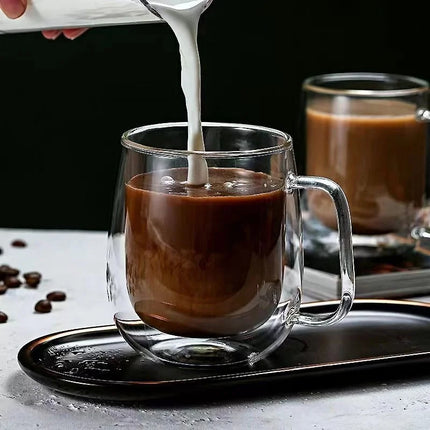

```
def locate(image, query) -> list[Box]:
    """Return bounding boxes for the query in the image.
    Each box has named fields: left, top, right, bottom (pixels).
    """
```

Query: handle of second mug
left=288, top=174, right=355, bottom=326
left=416, top=108, right=430, bottom=122
left=411, top=109, right=430, bottom=240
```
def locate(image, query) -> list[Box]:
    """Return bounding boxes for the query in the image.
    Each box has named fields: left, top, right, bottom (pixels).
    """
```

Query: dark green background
left=1, top=0, right=429, bottom=230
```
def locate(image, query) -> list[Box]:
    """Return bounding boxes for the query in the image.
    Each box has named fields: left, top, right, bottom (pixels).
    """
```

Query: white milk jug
left=0, top=0, right=213, bottom=34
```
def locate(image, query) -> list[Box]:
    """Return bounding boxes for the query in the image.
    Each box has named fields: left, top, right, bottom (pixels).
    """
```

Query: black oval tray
left=17, top=299, right=430, bottom=401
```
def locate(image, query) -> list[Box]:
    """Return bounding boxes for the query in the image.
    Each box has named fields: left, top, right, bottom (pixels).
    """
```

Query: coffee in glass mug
left=303, top=73, right=429, bottom=238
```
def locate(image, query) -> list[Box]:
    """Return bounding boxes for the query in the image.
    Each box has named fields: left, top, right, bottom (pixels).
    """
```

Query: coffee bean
left=11, top=239, right=27, bottom=248
left=25, top=278, right=41, bottom=288
left=4, top=277, right=21, bottom=288
left=0, top=265, right=19, bottom=281
left=0, top=284, right=7, bottom=295
left=35, top=300, right=52, bottom=314
left=24, top=272, right=42, bottom=287
left=46, top=291, right=66, bottom=302
left=0, top=312, right=8, bottom=323
left=24, top=271, right=42, bottom=280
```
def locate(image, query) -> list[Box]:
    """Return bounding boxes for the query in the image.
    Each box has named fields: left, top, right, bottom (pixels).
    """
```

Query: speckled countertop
left=0, top=228, right=429, bottom=430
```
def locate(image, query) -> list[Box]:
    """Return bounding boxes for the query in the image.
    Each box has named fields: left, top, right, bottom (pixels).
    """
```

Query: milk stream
left=0, top=0, right=210, bottom=185
left=146, top=0, right=209, bottom=185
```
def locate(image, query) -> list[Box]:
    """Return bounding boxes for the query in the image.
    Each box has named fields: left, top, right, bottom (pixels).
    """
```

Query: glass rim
left=121, top=122, right=293, bottom=158
left=302, top=72, right=429, bottom=97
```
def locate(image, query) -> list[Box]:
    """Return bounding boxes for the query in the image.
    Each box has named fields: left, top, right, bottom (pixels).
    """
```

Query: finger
left=42, top=30, right=62, bottom=40
left=0, top=0, right=27, bottom=19
left=63, top=28, right=88, bottom=40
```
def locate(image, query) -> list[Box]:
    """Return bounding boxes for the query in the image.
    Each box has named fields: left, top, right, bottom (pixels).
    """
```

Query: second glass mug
left=302, top=73, right=430, bottom=253
left=107, top=122, right=355, bottom=367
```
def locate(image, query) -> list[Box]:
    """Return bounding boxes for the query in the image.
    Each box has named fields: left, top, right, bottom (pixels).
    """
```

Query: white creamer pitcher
left=0, top=0, right=213, bottom=34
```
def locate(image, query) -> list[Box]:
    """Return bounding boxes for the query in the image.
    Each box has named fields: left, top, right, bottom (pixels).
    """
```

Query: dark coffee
left=306, top=98, right=427, bottom=234
left=125, top=168, right=285, bottom=337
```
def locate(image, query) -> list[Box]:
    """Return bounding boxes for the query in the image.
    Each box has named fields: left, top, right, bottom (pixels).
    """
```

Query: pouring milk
left=0, top=0, right=211, bottom=185
left=145, top=0, right=209, bottom=185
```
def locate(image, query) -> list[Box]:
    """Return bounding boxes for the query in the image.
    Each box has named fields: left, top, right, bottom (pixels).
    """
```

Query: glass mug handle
left=411, top=108, right=430, bottom=241
left=287, top=174, right=355, bottom=326
left=416, top=108, right=430, bottom=122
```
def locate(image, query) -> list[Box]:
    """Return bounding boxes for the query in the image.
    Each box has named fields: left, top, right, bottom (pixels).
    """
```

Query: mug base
left=114, top=300, right=297, bottom=367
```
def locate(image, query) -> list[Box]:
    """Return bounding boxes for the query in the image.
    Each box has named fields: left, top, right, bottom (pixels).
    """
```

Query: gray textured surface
left=1, top=228, right=430, bottom=430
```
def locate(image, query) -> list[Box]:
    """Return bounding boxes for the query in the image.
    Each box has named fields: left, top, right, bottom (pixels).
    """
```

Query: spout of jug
left=141, top=0, right=214, bottom=19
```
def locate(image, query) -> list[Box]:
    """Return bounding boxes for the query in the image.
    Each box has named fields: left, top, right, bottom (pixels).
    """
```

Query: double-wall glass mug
left=107, top=122, right=355, bottom=367
left=302, top=73, right=430, bottom=256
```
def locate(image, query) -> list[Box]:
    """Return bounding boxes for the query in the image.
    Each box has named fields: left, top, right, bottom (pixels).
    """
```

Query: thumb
left=0, top=0, right=27, bottom=19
